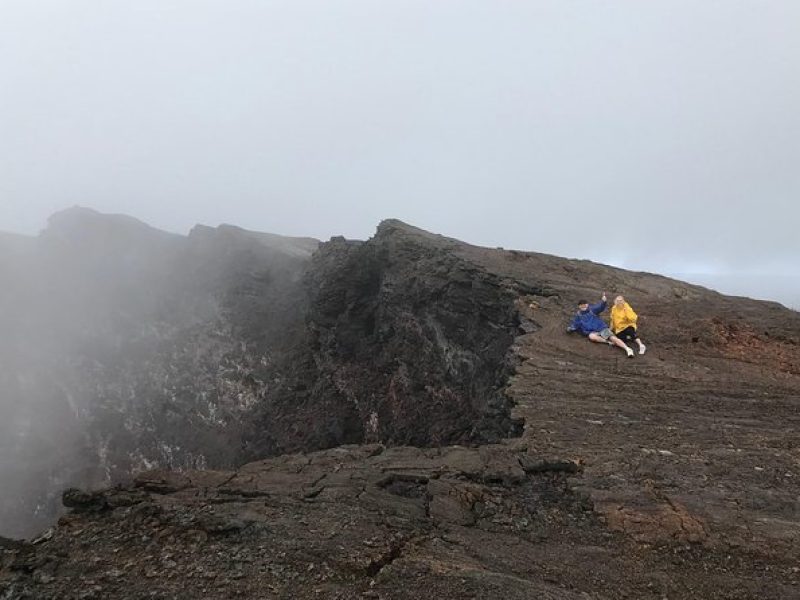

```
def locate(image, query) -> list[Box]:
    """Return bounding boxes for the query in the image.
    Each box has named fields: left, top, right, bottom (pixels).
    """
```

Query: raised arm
left=590, top=299, right=607, bottom=315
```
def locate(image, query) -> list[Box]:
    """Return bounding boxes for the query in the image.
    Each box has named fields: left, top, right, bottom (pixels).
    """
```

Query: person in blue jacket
left=567, top=293, right=635, bottom=358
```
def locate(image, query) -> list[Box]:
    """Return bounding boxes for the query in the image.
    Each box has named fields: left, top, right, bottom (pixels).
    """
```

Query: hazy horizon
left=2, top=205, right=798, bottom=310
left=2, top=1, right=799, bottom=304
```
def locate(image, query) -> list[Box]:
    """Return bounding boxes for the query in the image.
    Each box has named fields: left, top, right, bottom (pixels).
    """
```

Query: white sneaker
left=625, top=347, right=635, bottom=358
left=639, top=344, right=646, bottom=355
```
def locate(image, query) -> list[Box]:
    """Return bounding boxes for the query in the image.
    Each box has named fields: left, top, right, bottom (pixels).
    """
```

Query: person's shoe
left=639, top=344, right=647, bottom=355
left=625, top=347, right=635, bottom=358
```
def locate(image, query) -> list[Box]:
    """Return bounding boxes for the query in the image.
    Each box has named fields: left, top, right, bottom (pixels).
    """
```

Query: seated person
left=567, top=294, right=635, bottom=358
left=610, top=295, right=647, bottom=355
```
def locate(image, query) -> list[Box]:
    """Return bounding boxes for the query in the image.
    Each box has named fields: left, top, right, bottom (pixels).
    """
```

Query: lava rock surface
left=3, top=212, right=800, bottom=598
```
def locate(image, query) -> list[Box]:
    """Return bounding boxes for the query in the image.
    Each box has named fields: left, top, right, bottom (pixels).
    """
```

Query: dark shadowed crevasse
left=242, top=220, right=534, bottom=457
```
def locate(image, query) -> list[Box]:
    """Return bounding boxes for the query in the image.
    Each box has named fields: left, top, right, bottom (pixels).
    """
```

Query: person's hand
left=601, top=292, right=607, bottom=302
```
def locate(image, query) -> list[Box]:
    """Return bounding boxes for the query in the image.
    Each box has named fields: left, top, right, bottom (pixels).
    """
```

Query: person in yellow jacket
left=610, top=295, right=647, bottom=355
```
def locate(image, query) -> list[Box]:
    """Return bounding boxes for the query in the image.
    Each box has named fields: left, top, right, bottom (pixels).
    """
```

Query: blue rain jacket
left=568, top=300, right=609, bottom=336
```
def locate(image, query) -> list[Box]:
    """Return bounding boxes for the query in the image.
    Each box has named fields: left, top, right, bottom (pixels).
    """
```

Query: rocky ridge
left=2, top=212, right=800, bottom=598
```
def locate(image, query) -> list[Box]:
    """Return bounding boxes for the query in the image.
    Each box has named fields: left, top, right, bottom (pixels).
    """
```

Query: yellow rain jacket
left=610, top=302, right=638, bottom=334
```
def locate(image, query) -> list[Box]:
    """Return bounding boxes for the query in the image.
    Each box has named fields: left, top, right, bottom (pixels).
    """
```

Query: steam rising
left=0, top=208, right=315, bottom=537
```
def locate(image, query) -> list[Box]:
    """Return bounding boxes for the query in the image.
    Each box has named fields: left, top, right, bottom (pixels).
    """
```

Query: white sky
left=1, top=1, right=799, bottom=279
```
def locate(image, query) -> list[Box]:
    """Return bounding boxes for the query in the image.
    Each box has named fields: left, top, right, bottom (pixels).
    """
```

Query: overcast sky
left=1, top=1, right=799, bottom=283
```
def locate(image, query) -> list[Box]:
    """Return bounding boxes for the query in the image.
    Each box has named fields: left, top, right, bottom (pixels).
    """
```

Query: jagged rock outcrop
left=0, top=445, right=598, bottom=599
left=4, top=432, right=800, bottom=599
left=244, top=220, right=530, bottom=458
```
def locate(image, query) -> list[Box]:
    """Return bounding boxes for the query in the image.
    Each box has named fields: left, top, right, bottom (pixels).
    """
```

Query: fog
left=0, top=213, right=186, bottom=537
left=0, top=208, right=322, bottom=538
left=1, top=0, right=798, bottom=303
left=1, top=1, right=799, bottom=537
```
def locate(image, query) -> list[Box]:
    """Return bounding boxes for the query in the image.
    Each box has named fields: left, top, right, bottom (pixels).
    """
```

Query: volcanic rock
left=2, top=212, right=800, bottom=598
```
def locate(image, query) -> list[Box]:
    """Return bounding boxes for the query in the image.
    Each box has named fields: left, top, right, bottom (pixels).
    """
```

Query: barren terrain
left=2, top=219, right=799, bottom=599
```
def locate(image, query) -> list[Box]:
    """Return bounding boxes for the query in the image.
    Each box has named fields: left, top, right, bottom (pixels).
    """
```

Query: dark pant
left=616, top=326, right=639, bottom=343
